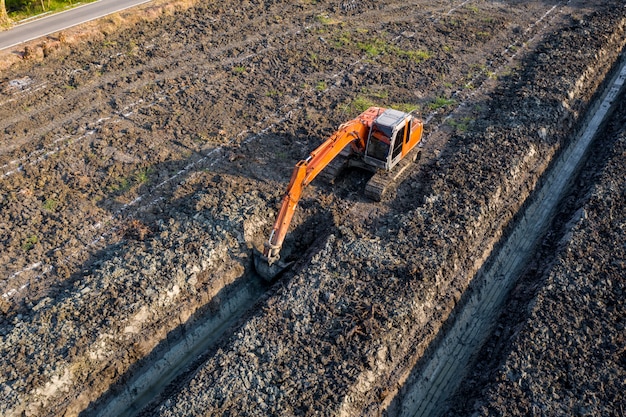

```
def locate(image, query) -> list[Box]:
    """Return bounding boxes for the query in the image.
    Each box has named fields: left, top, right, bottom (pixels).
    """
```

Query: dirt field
left=0, top=1, right=624, bottom=416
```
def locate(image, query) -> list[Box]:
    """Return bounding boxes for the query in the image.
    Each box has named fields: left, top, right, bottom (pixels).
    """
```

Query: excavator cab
left=364, top=108, right=420, bottom=171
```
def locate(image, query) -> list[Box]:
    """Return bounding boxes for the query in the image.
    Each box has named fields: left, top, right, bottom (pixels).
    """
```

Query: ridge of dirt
left=391, top=48, right=626, bottom=417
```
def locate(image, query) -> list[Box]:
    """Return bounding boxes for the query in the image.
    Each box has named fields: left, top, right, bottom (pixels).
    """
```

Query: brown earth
left=0, top=0, right=624, bottom=416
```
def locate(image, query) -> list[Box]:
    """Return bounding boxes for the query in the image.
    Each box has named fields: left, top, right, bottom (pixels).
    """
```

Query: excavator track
left=318, top=154, right=349, bottom=183
left=365, top=147, right=421, bottom=201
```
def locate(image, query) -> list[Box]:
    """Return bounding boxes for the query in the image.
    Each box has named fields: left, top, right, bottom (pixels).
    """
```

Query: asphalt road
left=0, top=0, right=151, bottom=51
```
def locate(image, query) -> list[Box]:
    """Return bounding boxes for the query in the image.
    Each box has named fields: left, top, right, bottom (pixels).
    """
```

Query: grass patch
left=43, top=198, right=58, bottom=212
left=341, top=96, right=376, bottom=114
left=7, top=0, right=98, bottom=22
left=360, top=87, right=388, bottom=99
left=22, top=235, right=38, bottom=251
left=428, top=96, right=457, bottom=111
left=390, top=103, right=419, bottom=113
left=402, top=49, right=432, bottom=62
left=446, top=116, right=474, bottom=133
left=357, top=38, right=431, bottom=63
left=109, top=167, right=153, bottom=194
left=357, top=39, right=386, bottom=57
left=315, top=81, right=327, bottom=91
left=315, top=14, right=341, bottom=25
left=352, top=96, right=376, bottom=112
left=134, top=167, right=152, bottom=184
left=332, top=31, right=352, bottom=48
left=109, top=177, right=131, bottom=193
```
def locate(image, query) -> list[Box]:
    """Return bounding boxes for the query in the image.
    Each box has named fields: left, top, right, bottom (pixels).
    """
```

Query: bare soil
left=0, top=1, right=624, bottom=416
left=445, top=79, right=626, bottom=417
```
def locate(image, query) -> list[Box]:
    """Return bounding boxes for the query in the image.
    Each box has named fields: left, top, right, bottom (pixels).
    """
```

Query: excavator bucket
left=253, top=248, right=292, bottom=282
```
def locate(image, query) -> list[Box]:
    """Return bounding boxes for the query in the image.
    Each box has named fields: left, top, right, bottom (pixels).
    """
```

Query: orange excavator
left=254, top=107, right=423, bottom=280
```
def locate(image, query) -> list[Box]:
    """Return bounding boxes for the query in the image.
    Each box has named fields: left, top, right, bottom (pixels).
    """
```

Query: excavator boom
left=254, top=107, right=384, bottom=279
left=254, top=106, right=423, bottom=281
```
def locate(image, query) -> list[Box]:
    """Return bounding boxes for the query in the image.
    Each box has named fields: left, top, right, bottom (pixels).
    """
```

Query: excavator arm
left=255, top=107, right=384, bottom=279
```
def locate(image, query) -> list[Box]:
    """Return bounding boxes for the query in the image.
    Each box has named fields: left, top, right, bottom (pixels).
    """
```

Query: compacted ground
left=0, top=1, right=624, bottom=416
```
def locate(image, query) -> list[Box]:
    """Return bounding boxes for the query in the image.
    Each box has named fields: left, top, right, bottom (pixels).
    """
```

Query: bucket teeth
left=253, top=248, right=292, bottom=281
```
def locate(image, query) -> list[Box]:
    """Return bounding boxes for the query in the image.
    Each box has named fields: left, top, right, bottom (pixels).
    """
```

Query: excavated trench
left=391, top=50, right=626, bottom=417
left=87, top=274, right=264, bottom=417
left=83, top=179, right=343, bottom=417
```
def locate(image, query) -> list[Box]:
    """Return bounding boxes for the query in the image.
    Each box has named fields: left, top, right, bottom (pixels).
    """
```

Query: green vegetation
left=360, top=87, right=388, bottom=99
left=109, top=167, right=154, bottom=194
left=468, top=63, right=497, bottom=81
left=351, top=96, right=376, bottom=112
left=351, top=88, right=419, bottom=114
left=232, top=65, right=247, bottom=74
left=109, top=177, right=130, bottom=193
left=357, top=39, right=385, bottom=57
left=315, top=81, right=327, bottom=91
left=42, top=198, right=58, bottom=212
left=356, top=38, right=432, bottom=63
left=315, top=14, right=341, bottom=25
left=22, top=235, right=38, bottom=251
left=446, top=116, right=474, bottom=133
left=134, top=167, right=152, bottom=184
left=341, top=95, right=376, bottom=114
left=476, top=31, right=491, bottom=40
left=390, top=102, right=419, bottom=113
left=428, top=96, right=457, bottom=111
left=5, top=0, right=97, bottom=22
left=332, top=32, right=352, bottom=48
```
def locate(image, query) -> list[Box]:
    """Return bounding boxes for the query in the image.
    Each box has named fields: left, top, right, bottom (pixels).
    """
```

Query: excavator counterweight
left=254, top=107, right=423, bottom=281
